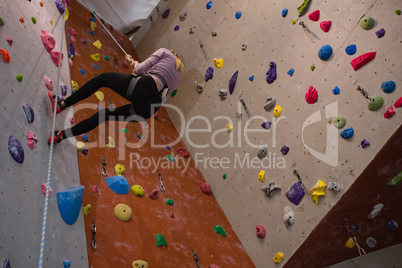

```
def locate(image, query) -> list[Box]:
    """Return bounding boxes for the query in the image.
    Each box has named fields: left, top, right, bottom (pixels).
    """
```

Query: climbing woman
left=47, top=48, right=184, bottom=144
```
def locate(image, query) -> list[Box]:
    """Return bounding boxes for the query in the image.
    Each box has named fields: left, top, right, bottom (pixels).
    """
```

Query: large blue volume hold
left=57, top=185, right=85, bottom=225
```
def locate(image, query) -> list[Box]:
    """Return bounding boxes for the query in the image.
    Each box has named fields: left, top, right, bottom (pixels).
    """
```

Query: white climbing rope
left=80, top=0, right=128, bottom=55
left=38, top=10, right=65, bottom=268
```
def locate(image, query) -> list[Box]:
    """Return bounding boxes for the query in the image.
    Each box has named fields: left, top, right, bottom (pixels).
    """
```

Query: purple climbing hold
left=60, top=84, right=67, bottom=96
left=69, top=43, right=75, bottom=56
left=162, top=9, right=170, bottom=19
left=2, top=258, right=10, bottom=268
left=361, top=139, right=370, bottom=148
left=22, top=104, right=34, bottom=124
left=266, top=62, right=277, bottom=84
left=261, top=121, right=271, bottom=130
left=386, top=220, right=398, bottom=231
left=174, top=25, right=179, bottom=31
left=286, top=181, right=305, bottom=205
left=165, top=145, right=172, bottom=150
left=229, top=70, right=238, bottom=95
left=8, top=135, right=24, bottom=164
left=375, top=28, right=385, bottom=38
left=205, top=67, right=214, bottom=82
left=55, top=0, right=65, bottom=15
left=281, top=146, right=289, bottom=155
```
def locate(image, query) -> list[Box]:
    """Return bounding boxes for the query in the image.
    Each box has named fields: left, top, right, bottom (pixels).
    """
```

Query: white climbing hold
left=283, top=206, right=295, bottom=227
left=368, top=203, right=384, bottom=220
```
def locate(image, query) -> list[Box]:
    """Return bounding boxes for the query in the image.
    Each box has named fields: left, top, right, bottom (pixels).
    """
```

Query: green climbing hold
left=167, top=155, right=175, bottom=162
left=165, top=198, right=174, bottom=206
left=214, top=225, right=226, bottom=237
left=368, top=96, right=384, bottom=111
left=0, top=17, right=5, bottom=26
left=31, top=17, right=37, bottom=24
left=387, top=171, right=402, bottom=187
left=360, top=16, right=374, bottom=30
left=297, top=0, right=311, bottom=17
left=104, top=55, right=110, bottom=61
left=155, top=234, right=167, bottom=247
left=223, top=173, right=227, bottom=180
left=94, top=73, right=97, bottom=76
left=16, top=74, right=23, bottom=82
left=396, top=10, right=401, bottom=15
left=333, top=116, right=346, bottom=129
left=90, top=11, right=96, bottom=17
left=121, top=128, right=129, bottom=133
left=171, top=89, right=177, bottom=97
left=310, top=64, right=315, bottom=71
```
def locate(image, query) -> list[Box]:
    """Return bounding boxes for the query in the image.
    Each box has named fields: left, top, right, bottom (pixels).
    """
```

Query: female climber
left=47, top=48, right=184, bottom=144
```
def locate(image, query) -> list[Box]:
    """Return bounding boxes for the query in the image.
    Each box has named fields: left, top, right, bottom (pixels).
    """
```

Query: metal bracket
left=91, top=221, right=96, bottom=250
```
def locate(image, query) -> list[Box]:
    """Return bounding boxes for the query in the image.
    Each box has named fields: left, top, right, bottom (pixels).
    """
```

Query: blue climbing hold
left=80, top=70, right=86, bottom=76
left=68, top=52, right=71, bottom=59
left=89, top=31, right=94, bottom=36
left=345, top=44, right=357, bottom=56
left=381, top=81, right=395, bottom=94
left=235, top=11, right=242, bottom=19
left=83, top=40, right=87, bottom=44
left=332, top=86, right=340, bottom=95
left=94, top=64, right=98, bottom=69
left=340, top=127, right=354, bottom=139
left=57, top=185, right=85, bottom=225
left=386, top=220, right=398, bottom=231
left=249, top=75, right=254, bottom=81
left=82, top=134, right=89, bottom=142
left=89, top=18, right=96, bottom=22
left=287, top=68, right=294, bottom=77
left=63, top=259, right=71, bottom=268
left=105, top=175, right=130, bottom=194
left=318, top=45, right=333, bottom=61
left=206, top=1, right=212, bottom=9
left=282, top=9, right=288, bottom=17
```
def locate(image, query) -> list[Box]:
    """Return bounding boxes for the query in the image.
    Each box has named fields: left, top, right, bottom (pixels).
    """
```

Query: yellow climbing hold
left=346, top=237, right=356, bottom=248
left=292, top=19, right=297, bottom=24
left=71, top=80, right=79, bottom=91
left=50, top=19, right=54, bottom=26
left=213, top=58, right=223, bottom=69
left=132, top=260, right=149, bottom=268
left=93, top=40, right=102, bottom=49
left=83, top=204, right=91, bottom=216
left=95, top=91, right=104, bottom=101
left=273, top=252, right=284, bottom=264
left=90, top=53, right=101, bottom=62
left=90, top=21, right=97, bottom=31
left=106, top=136, right=115, bottom=149
left=64, top=8, right=69, bottom=21
left=113, top=203, right=132, bottom=221
left=227, top=123, right=233, bottom=132
left=131, top=185, right=144, bottom=197
left=77, top=141, right=85, bottom=152
left=114, top=164, right=125, bottom=175
left=273, top=105, right=282, bottom=117
left=258, top=170, right=265, bottom=182
left=309, top=179, right=327, bottom=205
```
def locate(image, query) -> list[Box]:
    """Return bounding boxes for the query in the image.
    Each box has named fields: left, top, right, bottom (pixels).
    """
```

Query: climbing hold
left=345, top=44, right=357, bottom=55
left=320, top=21, right=331, bottom=32
left=93, top=40, right=102, bottom=49
left=70, top=43, right=75, bottom=56
left=89, top=30, right=94, bottom=36
left=332, top=86, right=340, bottom=95
left=179, top=11, right=187, bottom=21
left=261, top=121, right=271, bottom=130
left=368, top=203, right=384, bottom=219
left=200, top=183, right=212, bottom=195
left=258, top=170, right=265, bottom=182
left=376, top=28, right=386, bottom=38
left=195, top=81, right=204, bottom=92
left=281, top=146, right=289, bottom=155
left=16, top=74, right=23, bottom=82
left=83, top=204, right=91, bottom=216
left=385, top=106, right=396, bottom=118
left=89, top=21, right=97, bottom=31
left=273, top=252, right=284, bottom=264
left=266, top=62, right=277, bottom=84
left=114, top=164, right=125, bottom=175
left=340, top=127, right=354, bottom=139
left=229, top=70, right=238, bottom=95
left=386, top=220, right=398, bottom=231
left=206, top=1, right=212, bottom=9
left=121, top=128, right=129, bottom=133
left=360, top=16, right=374, bottom=30
left=8, top=135, right=24, bottom=164
left=256, top=225, right=266, bottom=238
left=227, top=123, right=233, bottom=132
left=309, top=180, right=326, bottom=205
left=70, top=36, right=75, bottom=43
left=63, top=260, right=70, bottom=268
left=177, top=147, right=189, bottom=157
left=0, top=17, right=4, bottom=26
left=249, top=75, right=254, bottom=81
left=214, top=225, right=226, bottom=237
left=149, top=189, right=159, bottom=200
left=27, top=130, right=38, bottom=149
left=41, top=182, right=52, bottom=197
left=287, top=68, right=294, bottom=77
left=396, top=10, right=401, bottom=15
left=41, top=30, right=55, bottom=53
left=44, top=77, right=54, bottom=90
left=68, top=28, right=77, bottom=36
left=333, top=116, right=346, bottom=129
left=132, top=260, right=149, bottom=268
left=205, top=67, right=214, bottom=81
left=297, top=0, right=311, bottom=17
left=94, top=91, right=104, bottom=102
left=174, top=25, right=179, bottom=31
left=162, top=9, right=170, bottom=19
left=7, top=37, right=13, bottom=46
left=21, top=104, right=34, bottom=124
left=261, top=181, right=281, bottom=197
left=69, top=116, right=74, bottom=124
left=165, top=198, right=174, bottom=206
left=113, top=203, right=132, bottom=221
left=0, top=49, right=11, bottom=63
left=167, top=155, right=175, bottom=162
left=305, top=86, right=318, bottom=104
left=257, top=145, right=268, bottom=159
left=50, top=50, right=63, bottom=67
left=213, top=58, right=223, bottom=69
left=90, top=53, right=101, bottom=62
left=264, top=97, right=276, bottom=110
left=308, top=10, right=320, bottom=21
left=155, top=234, right=167, bottom=247
left=366, top=237, right=377, bottom=248
left=242, top=42, right=247, bottom=51
left=50, top=19, right=54, bottom=26
left=76, top=141, right=85, bottom=152
left=310, top=64, right=315, bottom=71
left=211, top=30, right=217, bottom=36
left=318, top=45, right=332, bottom=61
left=71, top=80, right=79, bottom=91
left=31, top=17, right=37, bottom=24
left=19, top=17, right=25, bottom=23
left=292, top=19, right=297, bottom=24
left=105, top=175, right=130, bottom=194
left=283, top=207, right=295, bottom=227
left=351, top=51, right=377, bottom=71
left=69, top=58, right=73, bottom=67
left=235, top=11, right=242, bottom=19
left=92, top=185, right=98, bottom=193
left=327, top=182, right=341, bottom=192
left=387, top=171, right=402, bottom=187
left=79, top=70, right=86, bottom=76
left=381, top=81, right=396, bottom=94
left=394, top=96, right=402, bottom=108
left=345, top=237, right=356, bottom=248
left=57, top=185, right=85, bottom=225
left=361, top=139, right=370, bottom=148
left=60, top=84, right=67, bottom=96
left=55, top=0, right=65, bottom=14
left=218, top=89, right=228, bottom=98
left=282, top=9, right=288, bottom=17
left=273, top=105, right=282, bottom=117
left=368, top=95, right=383, bottom=111
left=131, top=185, right=144, bottom=196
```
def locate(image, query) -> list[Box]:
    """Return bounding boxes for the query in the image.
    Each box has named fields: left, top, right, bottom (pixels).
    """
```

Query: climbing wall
left=67, top=0, right=254, bottom=267
left=0, top=0, right=88, bottom=267
left=132, top=0, right=402, bottom=267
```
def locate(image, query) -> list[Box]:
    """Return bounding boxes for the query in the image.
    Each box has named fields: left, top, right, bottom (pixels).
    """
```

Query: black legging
left=61, top=72, right=162, bottom=138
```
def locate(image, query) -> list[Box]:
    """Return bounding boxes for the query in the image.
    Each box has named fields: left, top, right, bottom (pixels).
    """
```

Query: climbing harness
left=356, top=85, right=373, bottom=104
left=191, top=250, right=200, bottom=268
left=157, top=170, right=166, bottom=192
left=92, top=221, right=97, bottom=250
left=343, top=218, right=367, bottom=256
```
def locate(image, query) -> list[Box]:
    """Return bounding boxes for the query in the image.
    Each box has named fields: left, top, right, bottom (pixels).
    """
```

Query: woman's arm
left=125, top=54, right=139, bottom=75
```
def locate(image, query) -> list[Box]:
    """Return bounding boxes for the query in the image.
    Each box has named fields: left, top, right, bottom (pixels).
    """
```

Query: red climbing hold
left=350, top=52, right=376, bottom=71
left=394, top=96, right=402, bottom=108
left=256, top=225, right=266, bottom=238
left=69, top=27, right=77, bottom=35
left=384, top=106, right=395, bottom=118
left=320, top=21, right=331, bottom=32
left=308, top=10, right=320, bottom=21
left=200, top=183, right=212, bottom=195
left=7, top=37, right=13, bottom=46
left=50, top=50, right=63, bottom=67
left=305, top=85, right=318, bottom=104
left=169, top=213, right=174, bottom=218
left=149, top=189, right=159, bottom=200
left=0, top=48, right=11, bottom=63
left=177, top=147, right=189, bottom=157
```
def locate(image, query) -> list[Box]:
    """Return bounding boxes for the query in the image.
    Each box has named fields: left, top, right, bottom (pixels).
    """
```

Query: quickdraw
left=92, top=221, right=96, bottom=250
left=157, top=170, right=166, bottom=192
left=343, top=218, right=366, bottom=256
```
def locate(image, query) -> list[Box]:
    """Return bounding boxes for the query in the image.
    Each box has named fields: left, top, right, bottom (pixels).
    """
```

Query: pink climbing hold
left=350, top=52, right=376, bottom=71
left=70, top=36, right=75, bottom=43
left=44, top=76, right=53, bottom=91
left=122, top=60, right=129, bottom=69
left=394, top=96, right=402, bottom=108
left=149, top=189, right=159, bottom=200
left=177, top=147, right=189, bottom=157
left=41, top=182, right=53, bottom=197
left=384, top=106, right=396, bottom=118
left=68, top=58, right=73, bottom=68
left=305, top=85, right=318, bottom=104
left=256, top=225, right=266, bottom=238
left=92, top=185, right=99, bottom=193
left=69, top=116, right=75, bottom=124
left=27, top=130, right=38, bottom=149
left=69, top=27, right=77, bottom=35
left=320, top=21, right=331, bottom=32
left=169, top=213, right=175, bottom=218
left=50, top=50, right=63, bottom=67
left=7, top=37, right=13, bottom=46
left=200, top=183, right=212, bottom=195
left=118, top=37, right=124, bottom=45
left=208, top=265, right=221, bottom=268
left=309, top=10, right=320, bottom=21
left=40, top=30, right=55, bottom=53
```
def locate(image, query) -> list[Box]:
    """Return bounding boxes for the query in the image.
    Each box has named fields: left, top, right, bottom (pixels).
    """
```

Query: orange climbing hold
left=19, top=17, right=25, bottom=23
left=40, top=2, right=44, bottom=7
left=0, top=49, right=11, bottom=63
